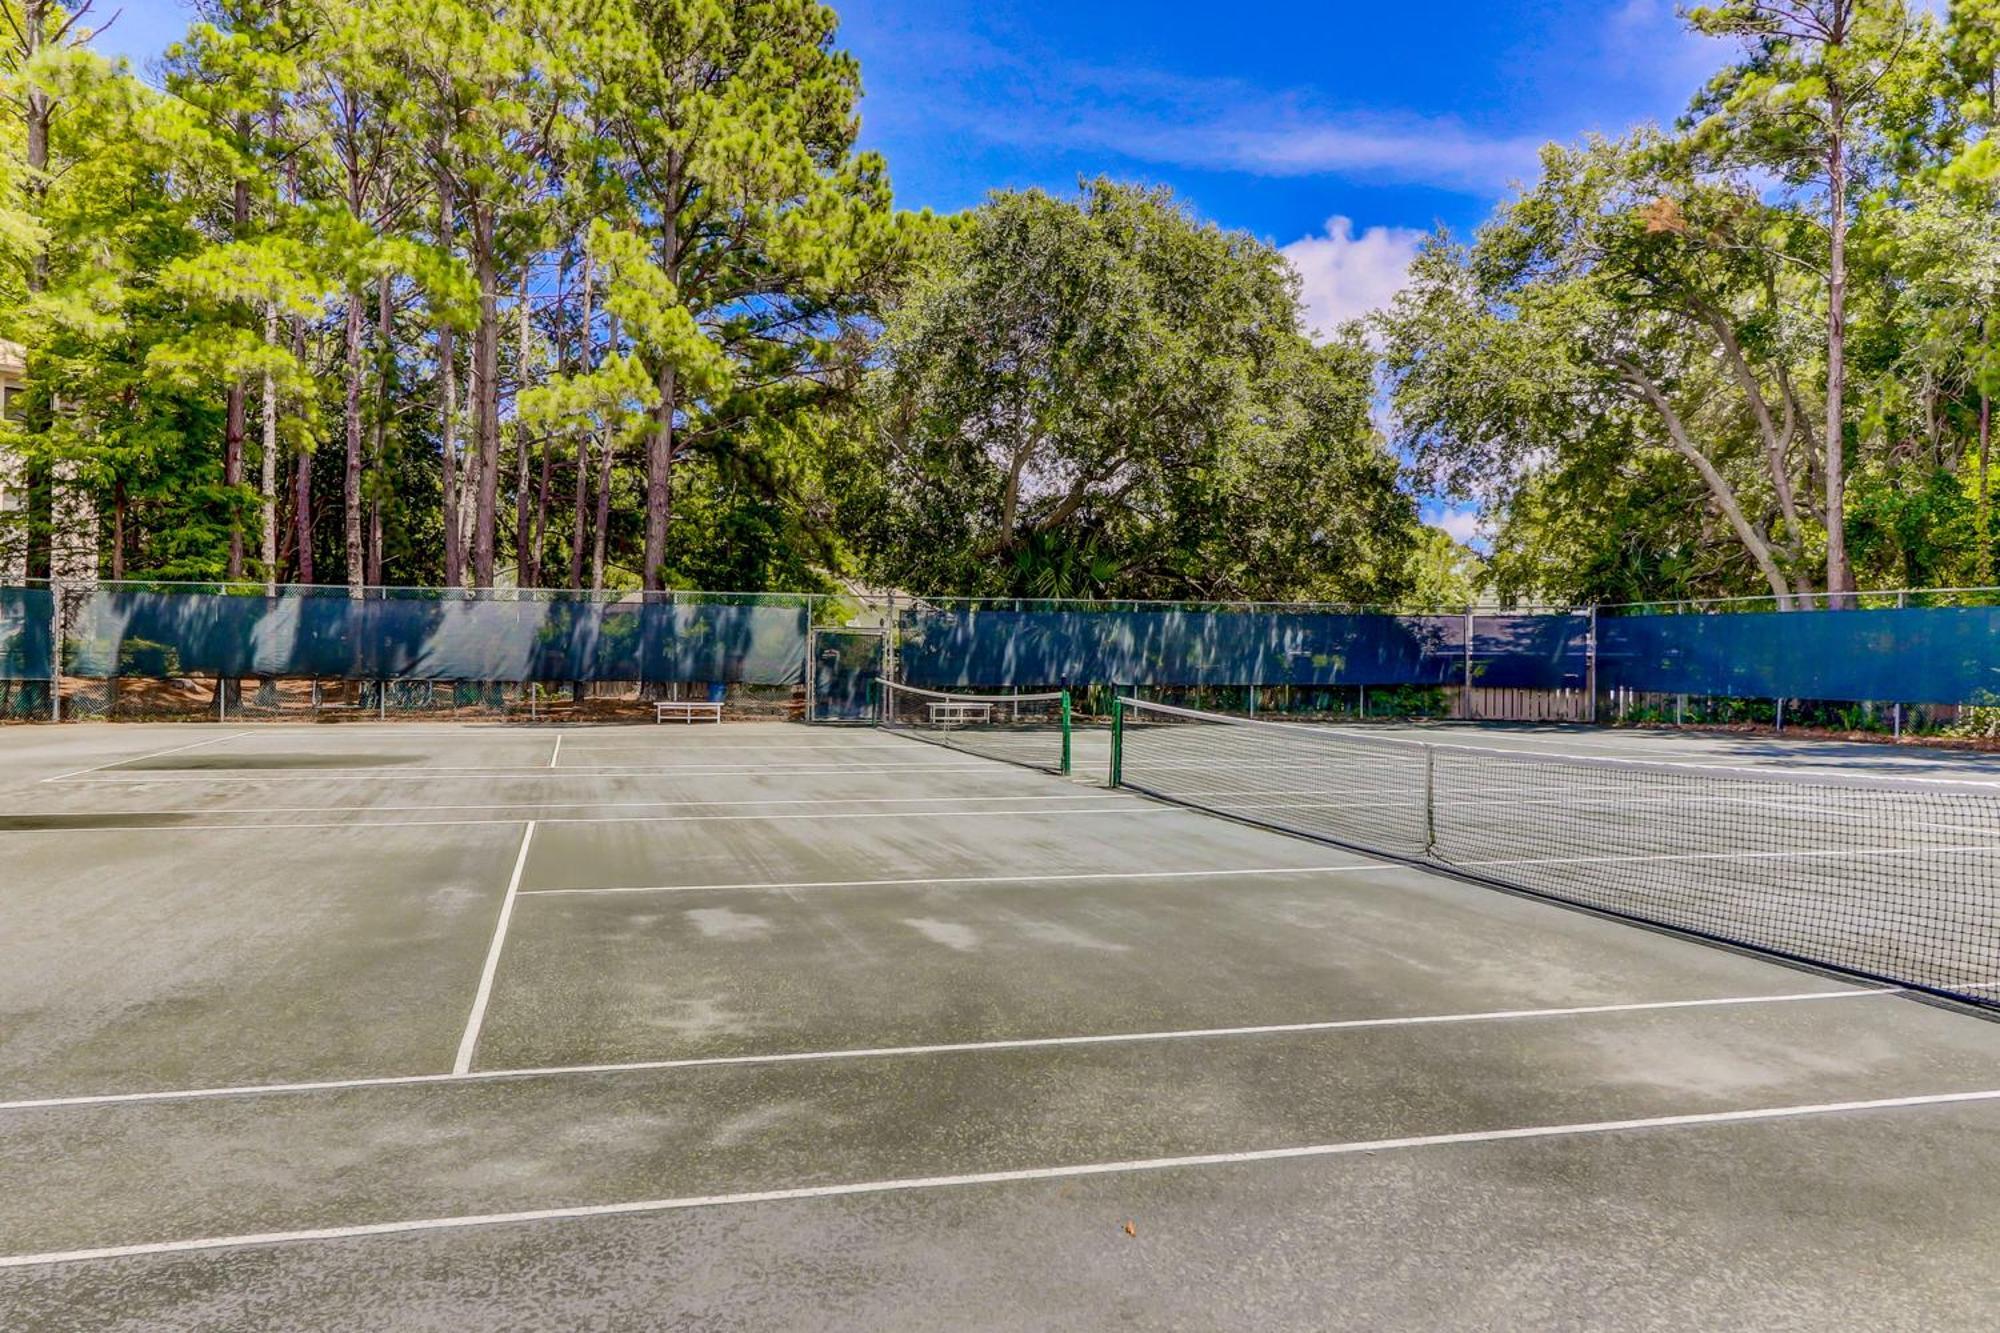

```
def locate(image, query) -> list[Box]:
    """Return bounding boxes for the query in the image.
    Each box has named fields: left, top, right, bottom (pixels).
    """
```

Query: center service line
left=453, top=822, right=537, bottom=1076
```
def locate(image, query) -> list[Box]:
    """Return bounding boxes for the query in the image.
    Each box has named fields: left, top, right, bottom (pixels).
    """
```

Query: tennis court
left=4, top=714, right=2000, bottom=1328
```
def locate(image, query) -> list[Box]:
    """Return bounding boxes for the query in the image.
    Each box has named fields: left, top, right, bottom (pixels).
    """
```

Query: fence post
left=48, top=576, right=62, bottom=723
left=1585, top=605, right=1598, bottom=724
left=805, top=629, right=818, bottom=723
left=1463, top=608, right=1475, bottom=720
left=884, top=591, right=898, bottom=685
left=1893, top=590, right=1906, bottom=739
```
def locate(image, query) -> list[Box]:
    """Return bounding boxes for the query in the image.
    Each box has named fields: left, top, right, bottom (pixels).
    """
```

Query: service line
left=521, top=862, right=1392, bottom=897
left=0, top=988, right=1886, bottom=1114
left=41, top=731, right=253, bottom=784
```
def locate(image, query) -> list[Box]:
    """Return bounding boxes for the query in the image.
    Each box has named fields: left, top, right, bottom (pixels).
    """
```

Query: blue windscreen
left=59, top=591, right=809, bottom=685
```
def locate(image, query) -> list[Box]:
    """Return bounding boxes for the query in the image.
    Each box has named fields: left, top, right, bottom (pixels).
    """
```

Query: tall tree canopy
left=1380, top=0, right=2000, bottom=607
left=860, top=180, right=1416, bottom=602
left=13, top=0, right=2000, bottom=610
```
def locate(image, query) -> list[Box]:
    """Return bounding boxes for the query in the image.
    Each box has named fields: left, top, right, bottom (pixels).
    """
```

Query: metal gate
left=807, top=627, right=885, bottom=723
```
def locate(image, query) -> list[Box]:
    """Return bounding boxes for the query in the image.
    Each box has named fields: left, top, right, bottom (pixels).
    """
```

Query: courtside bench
left=927, top=700, right=993, bottom=726
left=655, top=700, right=724, bottom=724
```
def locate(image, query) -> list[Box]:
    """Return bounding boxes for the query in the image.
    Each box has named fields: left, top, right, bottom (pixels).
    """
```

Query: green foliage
left=1404, top=527, right=1487, bottom=612
left=9, top=0, right=2000, bottom=612
left=864, top=179, right=1416, bottom=603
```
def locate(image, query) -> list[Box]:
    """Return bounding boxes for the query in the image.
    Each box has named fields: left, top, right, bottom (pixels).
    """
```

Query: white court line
left=0, top=990, right=1886, bottom=1113
left=452, top=823, right=537, bottom=1076
left=548, top=734, right=563, bottom=769
left=5, top=793, right=1131, bottom=819
left=521, top=863, right=1394, bottom=897
left=5, top=1072, right=1985, bottom=1270
left=50, top=763, right=1007, bottom=785
left=40, top=731, right=252, bottom=784
left=0, top=805, right=1164, bottom=835
left=53, top=757, right=975, bottom=778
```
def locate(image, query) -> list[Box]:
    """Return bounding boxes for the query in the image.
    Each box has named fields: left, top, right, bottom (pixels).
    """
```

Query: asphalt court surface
left=3, top=720, right=2000, bottom=1329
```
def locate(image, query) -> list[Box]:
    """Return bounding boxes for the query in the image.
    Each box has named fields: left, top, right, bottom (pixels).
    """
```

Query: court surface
left=3, top=719, right=2000, bottom=1329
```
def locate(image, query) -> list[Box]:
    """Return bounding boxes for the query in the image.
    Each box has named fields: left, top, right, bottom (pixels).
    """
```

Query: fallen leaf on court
left=1123, top=1221, right=1137, bottom=1237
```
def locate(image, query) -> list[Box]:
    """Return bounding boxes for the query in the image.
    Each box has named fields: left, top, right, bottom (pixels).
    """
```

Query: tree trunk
left=110, top=479, right=125, bottom=581
left=1823, top=84, right=1853, bottom=605
left=367, top=274, right=392, bottom=588
left=644, top=364, right=676, bottom=591
left=1621, top=361, right=1795, bottom=603
left=593, top=313, right=621, bottom=591
left=344, top=285, right=365, bottom=597
left=642, top=214, right=683, bottom=592
left=471, top=205, right=501, bottom=588
left=1981, top=388, right=1993, bottom=586
left=261, top=302, right=279, bottom=594
left=514, top=276, right=533, bottom=586
left=592, top=422, right=615, bottom=592
left=437, top=178, right=463, bottom=589
left=19, top=0, right=51, bottom=581
left=570, top=258, right=594, bottom=589
left=462, top=354, right=482, bottom=572
left=294, top=442, right=314, bottom=585
left=224, top=151, right=251, bottom=581
left=291, top=312, right=312, bottom=583
left=533, top=431, right=553, bottom=590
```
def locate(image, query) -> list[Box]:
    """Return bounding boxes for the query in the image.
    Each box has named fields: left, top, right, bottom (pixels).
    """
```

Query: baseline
left=0, top=804, right=1164, bottom=835
left=4, top=1078, right=1992, bottom=1270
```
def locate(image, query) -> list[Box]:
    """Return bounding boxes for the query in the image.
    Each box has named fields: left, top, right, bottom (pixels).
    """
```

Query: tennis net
left=878, top=681, right=1072, bottom=775
left=1112, top=697, right=2000, bottom=1008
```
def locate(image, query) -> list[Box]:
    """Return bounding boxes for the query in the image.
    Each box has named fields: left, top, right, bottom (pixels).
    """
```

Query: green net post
left=1060, top=690, right=1072, bottom=775
left=1109, top=693, right=1124, bottom=787
left=1422, top=744, right=1437, bottom=854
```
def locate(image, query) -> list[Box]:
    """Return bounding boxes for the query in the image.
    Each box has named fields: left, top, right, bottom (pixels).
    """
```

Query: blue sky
left=101, top=0, right=1733, bottom=544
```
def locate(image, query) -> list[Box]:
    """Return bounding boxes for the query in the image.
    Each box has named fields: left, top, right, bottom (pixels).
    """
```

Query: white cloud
left=1424, top=504, right=1486, bottom=547
left=1281, top=217, right=1426, bottom=338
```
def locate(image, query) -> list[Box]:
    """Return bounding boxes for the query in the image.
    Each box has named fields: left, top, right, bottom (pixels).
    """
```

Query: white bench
left=927, top=700, right=992, bottom=726
left=655, top=700, right=724, bottom=724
